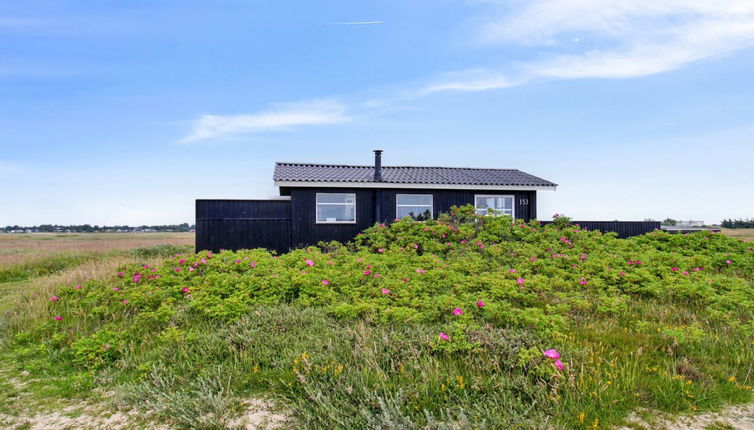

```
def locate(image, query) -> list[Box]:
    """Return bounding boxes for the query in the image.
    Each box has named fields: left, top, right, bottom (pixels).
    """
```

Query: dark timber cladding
left=540, top=220, right=661, bottom=238
left=285, top=187, right=537, bottom=248
left=195, top=199, right=291, bottom=253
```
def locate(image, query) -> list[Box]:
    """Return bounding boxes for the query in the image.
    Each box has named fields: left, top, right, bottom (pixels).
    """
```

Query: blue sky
left=2, top=0, right=753, bottom=226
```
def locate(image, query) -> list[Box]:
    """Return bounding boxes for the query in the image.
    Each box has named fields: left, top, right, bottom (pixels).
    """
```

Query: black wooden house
left=196, top=150, right=559, bottom=253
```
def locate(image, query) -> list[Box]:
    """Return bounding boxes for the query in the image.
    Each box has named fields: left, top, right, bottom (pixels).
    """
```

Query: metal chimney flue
left=373, top=150, right=383, bottom=182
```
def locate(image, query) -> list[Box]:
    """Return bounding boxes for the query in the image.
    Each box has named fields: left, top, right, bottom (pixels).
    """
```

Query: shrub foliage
left=6, top=205, right=754, bottom=429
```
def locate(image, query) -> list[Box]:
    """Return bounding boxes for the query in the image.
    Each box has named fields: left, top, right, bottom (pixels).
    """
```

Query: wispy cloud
left=476, top=0, right=754, bottom=79
left=181, top=1, right=754, bottom=139
left=180, top=100, right=349, bottom=143
left=417, top=69, right=520, bottom=95
left=330, top=21, right=383, bottom=26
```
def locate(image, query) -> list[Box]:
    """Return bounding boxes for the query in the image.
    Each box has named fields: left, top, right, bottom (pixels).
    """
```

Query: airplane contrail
left=331, top=21, right=383, bottom=25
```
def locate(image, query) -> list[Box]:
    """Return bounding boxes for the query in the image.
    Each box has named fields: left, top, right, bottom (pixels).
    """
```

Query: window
left=474, top=195, right=514, bottom=217
left=396, top=194, right=433, bottom=220
left=316, top=193, right=356, bottom=223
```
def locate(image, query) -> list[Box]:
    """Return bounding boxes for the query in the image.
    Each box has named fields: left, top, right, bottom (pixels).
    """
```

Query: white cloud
left=476, top=0, right=754, bottom=79
left=180, top=100, right=349, bottom=143
left=417, top=69, right=519, bottom=94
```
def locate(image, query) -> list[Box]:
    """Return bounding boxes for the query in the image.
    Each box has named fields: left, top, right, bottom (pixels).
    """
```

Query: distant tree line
left=2, top=223, right=195, bottom=233
left=721, top=218, right=754, bottom=229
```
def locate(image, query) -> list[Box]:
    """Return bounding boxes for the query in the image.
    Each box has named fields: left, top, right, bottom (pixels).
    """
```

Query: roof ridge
left=275, top=162, right=519, bottom=171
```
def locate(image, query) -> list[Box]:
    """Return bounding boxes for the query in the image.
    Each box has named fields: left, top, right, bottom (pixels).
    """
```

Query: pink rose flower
left=452, top=307, right=463, bottom=316
left=438, top=332, right=449, bottom=341
left=543, top=349, right=560, bottom=359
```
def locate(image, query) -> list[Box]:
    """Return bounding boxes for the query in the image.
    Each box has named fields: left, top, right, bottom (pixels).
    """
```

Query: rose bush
left=8, top=205, right=754, bottom=429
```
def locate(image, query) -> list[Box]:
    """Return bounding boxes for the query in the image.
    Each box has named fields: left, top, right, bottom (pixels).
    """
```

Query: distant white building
left=677, top=220, right=705, bottom=227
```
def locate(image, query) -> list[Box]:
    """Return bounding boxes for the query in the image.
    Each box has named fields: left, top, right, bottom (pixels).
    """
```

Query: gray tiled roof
left=273, top=163, right=557, bottom=187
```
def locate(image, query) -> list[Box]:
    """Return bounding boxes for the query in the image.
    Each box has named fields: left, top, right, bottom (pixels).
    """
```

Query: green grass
left=0, top=254, right=93, bottom=283
left=0, top=245, right=192, bottom=284
left=1, top=209, right=753, bottom=429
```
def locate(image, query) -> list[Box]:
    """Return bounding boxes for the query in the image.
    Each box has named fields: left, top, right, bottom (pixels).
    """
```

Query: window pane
left=317, top=204, right=355, bottom=222
left=316, top=193, right=356, bottom=222
left=475, top=195, right=513, bottom=217
left=397, top=206, right=432, bottom=219
left=475, top=196, right=494, bottom=209
left=397, top=194, right=432, bottom=206
left=316, top=193, right=355, bottom=204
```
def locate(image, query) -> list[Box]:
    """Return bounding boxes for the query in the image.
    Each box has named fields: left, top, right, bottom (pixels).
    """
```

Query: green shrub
left=5, top=205, right=754, bottom=429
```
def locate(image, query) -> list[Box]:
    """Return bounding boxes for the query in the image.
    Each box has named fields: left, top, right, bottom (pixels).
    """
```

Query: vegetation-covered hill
left=4, top=206, right=754, bottom=429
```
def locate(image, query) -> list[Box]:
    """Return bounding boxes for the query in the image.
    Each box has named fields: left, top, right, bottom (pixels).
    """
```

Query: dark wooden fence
left=540, top=221, right=661, bottom=238
left=195, top=200, right=291, bottom=254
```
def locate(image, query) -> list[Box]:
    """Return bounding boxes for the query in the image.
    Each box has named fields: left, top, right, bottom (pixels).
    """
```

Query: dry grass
left=0, top=256, right=162, bottom=336
left=0, top=232, right=193, bottom=338
left=0, top=233, right=194, bottom=266
left=720, top=229, right=754, bottom=242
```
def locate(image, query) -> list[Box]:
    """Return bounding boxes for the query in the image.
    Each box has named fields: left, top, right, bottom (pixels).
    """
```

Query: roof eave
left=274, top=180, right=557, bottom=191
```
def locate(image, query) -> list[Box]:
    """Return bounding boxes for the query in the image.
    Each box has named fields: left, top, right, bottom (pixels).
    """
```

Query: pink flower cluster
left=543, top=349, right=563, bottom=371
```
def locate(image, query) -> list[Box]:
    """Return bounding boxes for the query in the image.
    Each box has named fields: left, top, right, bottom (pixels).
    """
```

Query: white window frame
left=316, top=193, right=357, bottom=224
left=474, top=194, right=515, bottom=218
left=396, top=194, right=434, bottom=219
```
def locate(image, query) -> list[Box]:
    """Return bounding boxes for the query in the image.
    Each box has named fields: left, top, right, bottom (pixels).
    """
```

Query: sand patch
left=621, top=402, right=754, bottom=430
